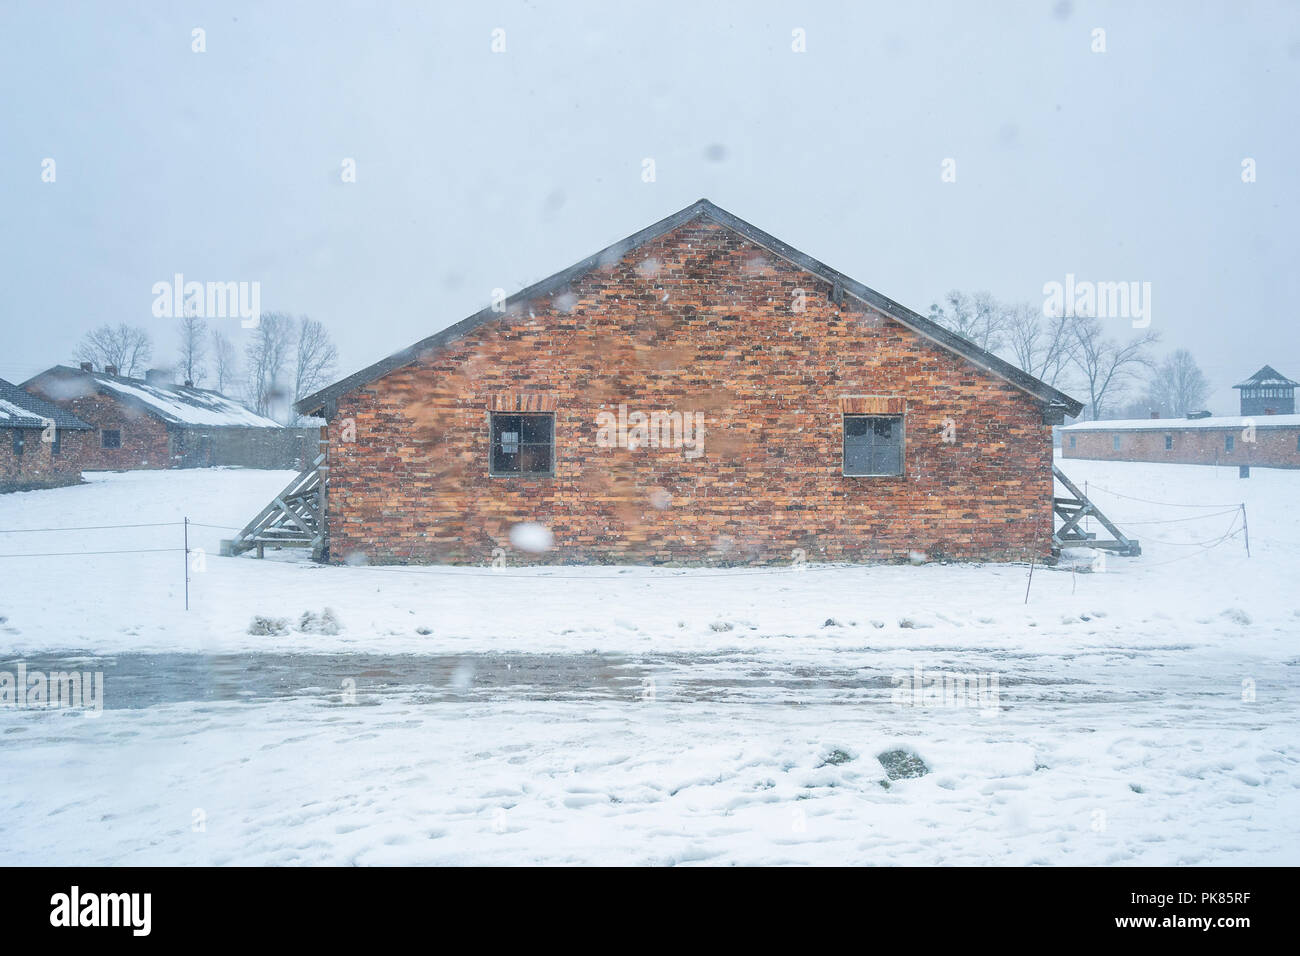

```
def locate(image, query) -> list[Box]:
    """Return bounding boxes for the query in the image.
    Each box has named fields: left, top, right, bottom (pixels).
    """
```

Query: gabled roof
left=24, top=366, right=284, bottom=428
left=0, top=378, right=93, bottom=430
left=296, top=199, right=1083, bottom=417
left=1234, top=365, right=1297, bottom=389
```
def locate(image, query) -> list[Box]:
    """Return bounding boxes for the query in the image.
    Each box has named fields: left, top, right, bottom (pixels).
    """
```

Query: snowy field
left=1, top=458, right=1297, bottom=865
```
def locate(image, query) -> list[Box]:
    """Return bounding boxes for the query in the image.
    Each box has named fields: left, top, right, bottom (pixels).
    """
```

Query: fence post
left=184, top=516, right=190, bottom=610
left=1240, top=503, right=1249, bottom=558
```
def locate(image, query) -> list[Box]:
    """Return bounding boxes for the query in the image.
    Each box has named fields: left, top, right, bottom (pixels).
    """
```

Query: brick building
left=1062, top=365, right=1300, bottom=469
left=296, top=199, right=1082, bottom=566
left=23, top=364, right=318, bottom=470
left=0, top=378, right=93, bottom=492
left=1062, top=414, right=1300, bottom=468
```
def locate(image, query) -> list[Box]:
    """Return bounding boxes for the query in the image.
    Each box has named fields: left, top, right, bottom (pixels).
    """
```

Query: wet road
left=1, top=652, right=642, bottom=708
left=0, top=646, right=1229, bottom=712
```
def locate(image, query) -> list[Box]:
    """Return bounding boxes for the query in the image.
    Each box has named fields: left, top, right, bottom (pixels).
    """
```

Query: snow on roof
left=1063, top=414, right=1300, bottom=432
left=0, top=378, right=93, bottom=430
left=1233, top=365, right=1298, bottom=389
left=95, top=376, right=283, bottom=427
left=27, top=366, right=283, bottom=428
left=0, top=396, right=40, bottom=427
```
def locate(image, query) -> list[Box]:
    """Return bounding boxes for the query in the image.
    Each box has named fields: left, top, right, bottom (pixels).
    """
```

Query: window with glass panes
left=490, top=413, right=554, bottom=476
left=843, top=415, right=903, bottom=476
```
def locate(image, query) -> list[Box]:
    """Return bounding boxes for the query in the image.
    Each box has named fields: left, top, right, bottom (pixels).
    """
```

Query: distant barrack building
left=22, top=364, right=319, bottom=470
left=0, top=377, right=94, bottom=491
left=1062, top=366, right=1300, bottom=469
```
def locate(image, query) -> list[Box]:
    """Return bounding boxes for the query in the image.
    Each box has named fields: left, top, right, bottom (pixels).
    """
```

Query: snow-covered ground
left=1, top=458, right=1297, bottom=864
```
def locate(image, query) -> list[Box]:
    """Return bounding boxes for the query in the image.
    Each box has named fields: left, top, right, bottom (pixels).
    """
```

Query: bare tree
left=927, top=290, right=1006, bottom=354
left=1003, top=302, right=1077, bottom=388
left=1113, top=396, right=1158, bottom=420
left=211, top=329, right=238, bottom=394
left=1070, top=315, right=1161, bottom=419
left=177, top=315, right=207, bottom=386
left=292, top=317, right=338, bottom=423
left=1145, top=348, right=1211, bottom=418
left=244, top=312, right=295, bottom=421
left=74, top=323, right=153, bottom=377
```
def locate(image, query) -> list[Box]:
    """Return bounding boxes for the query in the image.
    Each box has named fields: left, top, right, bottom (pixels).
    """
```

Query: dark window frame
left=1225, top=434, right=1234, bottom=452
left=1164, top=434, right=1173, bottom=450
left=12, top=430, right=24, bottom=455
left=1069, top=434, right=1076, bottom=449
left=101, top=429, right=121, bottom=449
left=842, top=413, right=905, bottom=477
left=1112, top=434, right=1121, bottom=451
left=488, top=411, right=555, bottom=478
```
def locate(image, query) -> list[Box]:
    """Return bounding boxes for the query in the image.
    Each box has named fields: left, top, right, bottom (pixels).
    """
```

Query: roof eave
left=3, top=419, right=93, bottom=431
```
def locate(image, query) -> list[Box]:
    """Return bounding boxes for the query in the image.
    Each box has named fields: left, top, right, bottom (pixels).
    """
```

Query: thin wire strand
left=0, top=521, right=182, bottom=533
left=1134, top=511, right=1241, bottom=547
left=1080, top=484, right=1242, bottom=509
left=0, top=547, right=187, bottom=558
left=1136, top=528, right=1246, bottom=568
left=0, top=519, right=243, bottom=533
left=1114, top=508, right=1242, bottom=526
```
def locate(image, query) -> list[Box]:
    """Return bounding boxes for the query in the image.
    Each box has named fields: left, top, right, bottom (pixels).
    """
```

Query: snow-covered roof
left=0, top=378, right=93, bottom=430
left=1063, top=414, right=1300, bottom=432
left=27, top=366, right=284, bottom=428
left=1234, top=365, right=1298, bottom=389
left=97, top=377, right=283, bottom=427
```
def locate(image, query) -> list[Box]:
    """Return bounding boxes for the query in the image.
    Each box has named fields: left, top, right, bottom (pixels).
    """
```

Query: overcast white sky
left=2, top=0, right=1297, bottom=412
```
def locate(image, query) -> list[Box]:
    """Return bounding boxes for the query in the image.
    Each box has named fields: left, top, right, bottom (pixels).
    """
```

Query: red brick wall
left=0, top=426, right=89, bottom=487
left=23, top=376, right=172, bottom=469
left=0, top=427, right=53, bottom=481
left=56, top=429, right=92, bottom=475
left=325, top=219, right=1057, bottom=565
left=1063, top=426, right=1300, bottom=467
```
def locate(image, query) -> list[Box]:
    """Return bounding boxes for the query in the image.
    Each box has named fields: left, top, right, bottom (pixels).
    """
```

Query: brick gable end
left=326, top=219, right=1054, bottom=565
